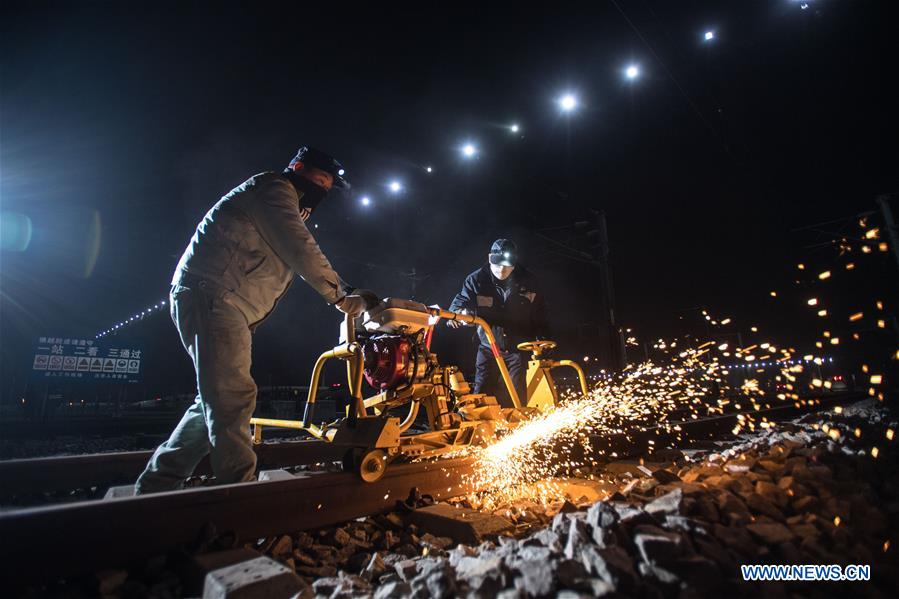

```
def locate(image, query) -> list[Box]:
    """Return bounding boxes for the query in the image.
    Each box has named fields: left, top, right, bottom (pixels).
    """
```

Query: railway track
left=0, top=391, right=856, bottom=499
left=0, top=437, right=346, bottom=498
left=0, top=392, right=860, bottom=584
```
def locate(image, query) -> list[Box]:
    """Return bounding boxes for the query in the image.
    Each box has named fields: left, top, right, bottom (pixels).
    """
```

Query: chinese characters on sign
left=32, top=337, right=143, bottom=383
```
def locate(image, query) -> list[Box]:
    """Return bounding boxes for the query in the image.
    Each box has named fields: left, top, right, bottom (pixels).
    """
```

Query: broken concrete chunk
left=373, top=580, right=411, bottom=599
left=633, top=527, right=686, bottom=567
left=512, top=558, right=555, bottom=597
left=394, top=559, right=418, bottom=581
left=271, top=535, right=293, bottom=558
left=645, top=488, right=683, bottom=516
left=744, top=493, right=784, bottom=521
left=746, top=522, right=795, bottom=545
left=556, top=558, right=588, bottom=587
left=652, top=469, right=682, bottom=485
left=526, top=528, right=563, bottom=553
left=202, top=556, right=309, bottom=599
left=565, top=516, right=591, bottom=559
left=361, top=553, right=387, bottom=581
left=580, top=545, right=637, bottom=591
left=454, top=555, right=502, bottom=580
left=411, top=558, right=456, bottom=599
left=586, top=501, right=619, bottom=531
left=410, top=503, right=513, bottom=543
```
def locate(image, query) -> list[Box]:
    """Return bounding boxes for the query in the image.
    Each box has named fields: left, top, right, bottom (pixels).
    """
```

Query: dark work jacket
left=448, top=264, right=549, bottom=352
left=172, top=172, right=348, bottom=329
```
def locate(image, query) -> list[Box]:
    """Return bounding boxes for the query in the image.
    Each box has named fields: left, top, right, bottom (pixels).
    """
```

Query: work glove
left=354, top=289, right=382, bottom=311
left=335, top=294, right=366, bottom=316
left=446, top=308, right=471, bottom=328
left=335, top=289, right=381, bottom=316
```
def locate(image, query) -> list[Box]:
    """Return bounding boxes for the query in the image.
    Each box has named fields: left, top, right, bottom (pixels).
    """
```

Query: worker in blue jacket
left=447, top=239, right=549, bottom=407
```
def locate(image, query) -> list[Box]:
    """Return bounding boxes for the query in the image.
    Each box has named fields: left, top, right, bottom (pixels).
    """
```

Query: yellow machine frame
left=250, top=308, right=589, bottom=481
left=517, top=340, right=590, bottom=412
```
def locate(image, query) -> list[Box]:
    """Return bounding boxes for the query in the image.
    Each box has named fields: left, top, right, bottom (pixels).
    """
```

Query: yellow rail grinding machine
left=250, top=298, right=589, bottom=482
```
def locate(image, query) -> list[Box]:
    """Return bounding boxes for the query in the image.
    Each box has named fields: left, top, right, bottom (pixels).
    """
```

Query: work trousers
left=474, top=345, right=526, bottom=409
left=136, top=283, right=257, bottom=493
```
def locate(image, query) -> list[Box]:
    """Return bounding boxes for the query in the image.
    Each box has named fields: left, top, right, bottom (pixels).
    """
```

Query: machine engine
left=360, top=299, right=438, bottom=391
left=362, top=334, right=430, bottom=391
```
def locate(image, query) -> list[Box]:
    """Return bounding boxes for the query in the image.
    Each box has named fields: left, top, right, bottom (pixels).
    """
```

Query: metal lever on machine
left=428, top=307, right=523, bottom=409
left=251, top=314, right=365, bottom=443
left=300, top=313, right=361, bottom=430
left=345, top=313, right=366, bottom=426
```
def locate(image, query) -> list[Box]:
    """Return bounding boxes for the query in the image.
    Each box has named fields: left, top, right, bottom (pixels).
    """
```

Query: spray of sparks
left=459, top=335, right=819, bottom=509
left=452, top=212, right=892, bottom=508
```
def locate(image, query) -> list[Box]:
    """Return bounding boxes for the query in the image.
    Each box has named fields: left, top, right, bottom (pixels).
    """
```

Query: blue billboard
left=31, top=336, right=143, bottom=384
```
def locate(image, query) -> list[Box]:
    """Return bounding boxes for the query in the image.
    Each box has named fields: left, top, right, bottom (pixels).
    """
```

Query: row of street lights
left=357, top=28, right=718, bottom=208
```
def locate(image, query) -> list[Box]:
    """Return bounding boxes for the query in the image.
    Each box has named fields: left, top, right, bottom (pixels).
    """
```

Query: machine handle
left=429, top=307, right=522, bottom=409
left=555, top=359, right=590, bottom=398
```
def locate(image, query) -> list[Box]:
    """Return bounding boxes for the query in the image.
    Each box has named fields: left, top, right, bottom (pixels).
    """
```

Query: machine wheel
left=358, top=449, right=387, bottom=483
left=343, top=448, right=388, bottom=483
left=517, top=339, right=557, bottom=356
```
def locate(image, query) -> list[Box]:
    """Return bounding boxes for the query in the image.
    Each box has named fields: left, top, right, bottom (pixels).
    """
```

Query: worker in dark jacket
left=447, top=239, right=548, bottom=407
left=136, top=147, right=377, bottom=494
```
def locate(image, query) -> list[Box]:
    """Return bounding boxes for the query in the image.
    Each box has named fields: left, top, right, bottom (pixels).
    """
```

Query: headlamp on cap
left=287, top=146, right=350, bottom=190
left=489, top=238, right=518, bottom=266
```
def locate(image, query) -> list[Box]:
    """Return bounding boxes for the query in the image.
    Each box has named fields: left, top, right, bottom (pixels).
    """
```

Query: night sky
left=2, top=1, right=897, bottom=400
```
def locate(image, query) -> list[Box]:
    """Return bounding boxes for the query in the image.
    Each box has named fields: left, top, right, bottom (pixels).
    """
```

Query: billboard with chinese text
left=31, top=337, right=143, bottom=384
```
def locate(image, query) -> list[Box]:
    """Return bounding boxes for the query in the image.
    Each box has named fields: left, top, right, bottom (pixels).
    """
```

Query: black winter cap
left=489, top=238, right=518, bottom=266
left=288, top=146, right=350, bottom=190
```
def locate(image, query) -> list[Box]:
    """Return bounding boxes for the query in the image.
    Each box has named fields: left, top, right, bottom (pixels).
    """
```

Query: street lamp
left=624, top=65, right=640, bottom=80
left=389, top=181, right=402, bottom=193
left=704, top=30, right=715, bottom=41
left=509, top=123, right=520, bottom=133
left=558, top=93, right=578, bottom=112
left=360, top=196, right=371, bottom=207
left=461, top=143, right=478, bottom=158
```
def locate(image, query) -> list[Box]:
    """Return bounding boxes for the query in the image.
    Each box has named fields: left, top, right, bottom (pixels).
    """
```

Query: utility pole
left=590, top=210, right=626, bottom=370
left=534, top=210, right=626, bottom=371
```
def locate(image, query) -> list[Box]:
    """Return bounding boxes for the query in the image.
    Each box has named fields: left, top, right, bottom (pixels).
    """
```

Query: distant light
left=360, top=196, right=371, bottom=206
left=461, top=143, right=478, bottom=158
left=625, top=65, right=640, bottom=80
left=389, top=181, right=402, bottom=193
left=704, top=31, right=715, bottom=41
left=558, top=93, right=578, bottom=112
left=314, top=224, right=319, bottom=229
left=337, top=168, right=345, bottom=176
left=426, top=166, right=433, bottom=173
left=509, top=124, right=520, bottom=133
left=800, top=2, right=809, bottom=9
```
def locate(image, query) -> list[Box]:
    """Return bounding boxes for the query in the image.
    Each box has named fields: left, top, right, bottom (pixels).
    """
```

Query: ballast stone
left=203, top=555, right=309, bottom=599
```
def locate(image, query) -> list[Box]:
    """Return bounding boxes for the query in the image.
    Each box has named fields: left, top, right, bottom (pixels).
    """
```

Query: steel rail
left=0, top=439, right=346, bottom=497
left=0, top=392, right=861, bottom=498
left=0, top=457, right=477, bottom=582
